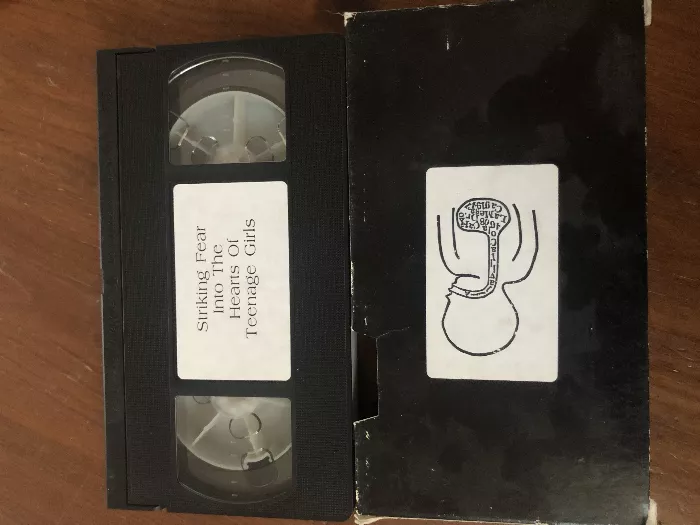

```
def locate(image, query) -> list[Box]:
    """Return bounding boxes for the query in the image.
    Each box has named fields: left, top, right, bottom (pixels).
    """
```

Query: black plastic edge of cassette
left=97, top=34, right=353, bottom=520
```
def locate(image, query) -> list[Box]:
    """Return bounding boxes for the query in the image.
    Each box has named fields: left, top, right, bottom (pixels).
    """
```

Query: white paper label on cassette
left=173, top=182, right=291, bottom=381
left=426, top=165, right=559, bottom=382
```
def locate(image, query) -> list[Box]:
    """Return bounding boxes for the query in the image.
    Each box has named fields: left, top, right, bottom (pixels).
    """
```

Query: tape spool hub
left=168, top=55, right=286, bottom=166
left=176, top=396, right=292, bottom=501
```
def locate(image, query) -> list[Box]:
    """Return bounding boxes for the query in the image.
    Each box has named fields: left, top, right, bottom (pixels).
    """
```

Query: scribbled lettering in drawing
left=437, top=198, right=539, bottom=355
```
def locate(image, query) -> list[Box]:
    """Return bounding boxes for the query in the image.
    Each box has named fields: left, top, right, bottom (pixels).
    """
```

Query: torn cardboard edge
left=344, top=1, right=484, bottom=26
left=645, top=0, right=652, bottom=26
left=354, top=500, right=658, bottom=525
left=345, top=0, right=652, bottom=27
left=354, top=513, right=519, bottom=525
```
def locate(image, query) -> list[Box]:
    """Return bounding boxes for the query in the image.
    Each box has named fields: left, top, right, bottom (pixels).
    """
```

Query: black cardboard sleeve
left=347, top=2, right=649, bottom=524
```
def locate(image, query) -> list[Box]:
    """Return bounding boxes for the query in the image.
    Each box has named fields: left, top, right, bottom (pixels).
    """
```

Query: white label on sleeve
left=426, top=165, right=559, bottom=382
left=173, top=181, right=291, bottom=381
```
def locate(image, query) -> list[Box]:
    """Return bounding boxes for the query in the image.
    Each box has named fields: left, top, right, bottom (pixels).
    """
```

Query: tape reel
left=176, top=396, right=292, bottom=502
left=168, top=55, right=286, bottom=165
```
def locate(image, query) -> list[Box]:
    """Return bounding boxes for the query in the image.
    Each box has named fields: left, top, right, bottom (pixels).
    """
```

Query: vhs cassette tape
left=97, top=35, right=352, bottom=519
left=98, top=1, right=650, bottom=523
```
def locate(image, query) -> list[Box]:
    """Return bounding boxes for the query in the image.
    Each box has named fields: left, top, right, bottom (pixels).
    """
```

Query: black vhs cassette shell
left=98, top=34, right=352, bottom=520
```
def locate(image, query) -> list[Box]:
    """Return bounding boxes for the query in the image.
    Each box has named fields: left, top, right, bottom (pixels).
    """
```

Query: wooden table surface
left=0, top=0, right=697, bottom=524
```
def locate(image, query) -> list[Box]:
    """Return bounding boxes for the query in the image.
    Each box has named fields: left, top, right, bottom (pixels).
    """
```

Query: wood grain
left=0, top=0, right=697, bottom=524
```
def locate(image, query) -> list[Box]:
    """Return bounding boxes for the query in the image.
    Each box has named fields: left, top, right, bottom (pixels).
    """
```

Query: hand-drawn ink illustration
left=436, top=198, right=538, bottom=356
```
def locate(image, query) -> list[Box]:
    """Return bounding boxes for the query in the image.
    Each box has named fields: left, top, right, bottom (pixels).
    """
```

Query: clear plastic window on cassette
left=168, top=56, right=286, bottom=165
left=176, top=396, right=292, bottom=501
